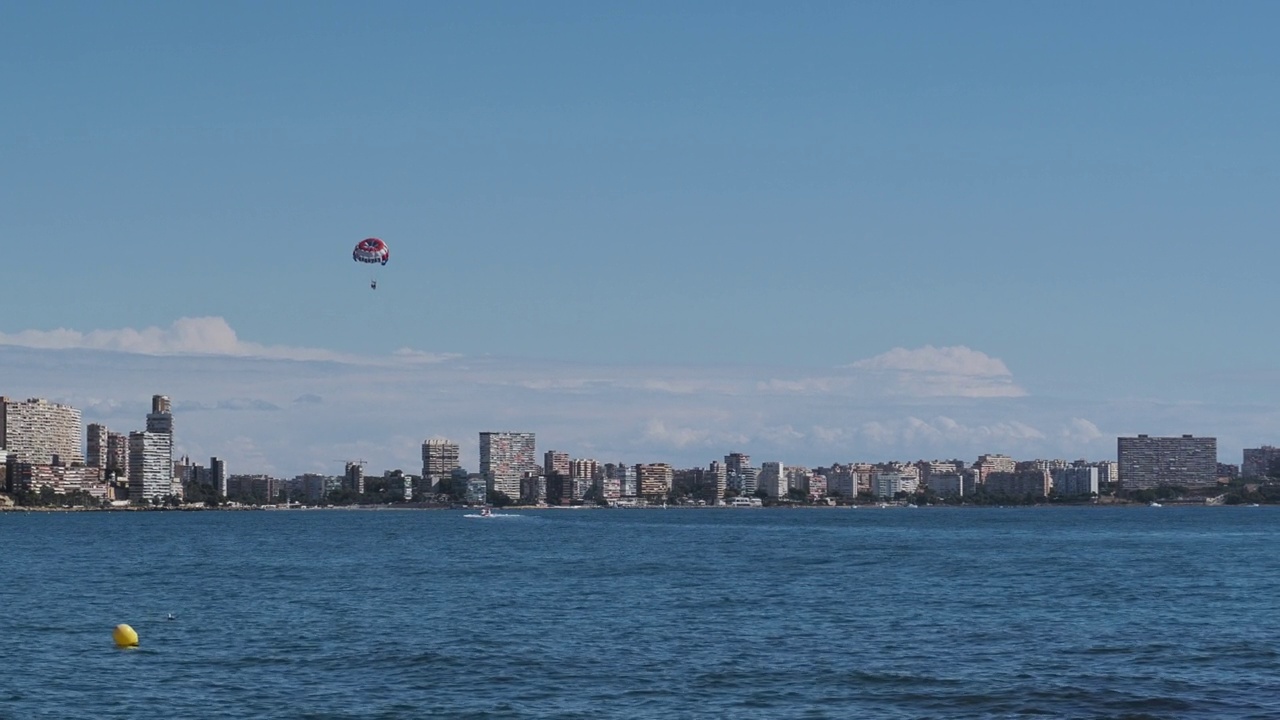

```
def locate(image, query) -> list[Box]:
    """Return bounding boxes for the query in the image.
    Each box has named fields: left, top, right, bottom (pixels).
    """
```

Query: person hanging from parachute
left=353, top=238, right=389, bottom=289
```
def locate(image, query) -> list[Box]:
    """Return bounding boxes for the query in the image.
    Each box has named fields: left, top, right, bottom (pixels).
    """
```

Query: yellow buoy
left=113, top=624, right=138, bottom=648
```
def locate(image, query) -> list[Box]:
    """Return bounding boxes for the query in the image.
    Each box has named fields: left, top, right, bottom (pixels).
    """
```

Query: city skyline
left=2, top=387, right=1266, bottom=509
left=3, top=3, right=1279, bottom=476
left=4, top=334, right=1272, bottom=478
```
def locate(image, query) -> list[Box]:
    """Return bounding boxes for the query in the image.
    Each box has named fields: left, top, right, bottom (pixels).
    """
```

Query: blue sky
left=2, top=2, right=1278, bottom=475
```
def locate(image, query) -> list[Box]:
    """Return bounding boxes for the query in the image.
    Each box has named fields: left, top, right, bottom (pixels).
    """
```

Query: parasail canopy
left=353, top=238, right=390, bottom=266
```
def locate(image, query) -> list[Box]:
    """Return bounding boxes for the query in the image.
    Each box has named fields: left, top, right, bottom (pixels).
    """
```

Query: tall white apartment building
left=480, top=431, right=537, bottom=500
left=758, top=462, right=787, bottom=499
left=0, top=397, right=84, bottom=465
left=128, top=431, right=173, bottom=503
left=707, top=461, right=727, bottom=505
left=142, top=394, right=174, bottom=498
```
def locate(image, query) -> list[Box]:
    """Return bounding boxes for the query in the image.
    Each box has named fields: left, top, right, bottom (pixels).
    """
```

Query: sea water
left=1, top=506, right=1277, bottom=719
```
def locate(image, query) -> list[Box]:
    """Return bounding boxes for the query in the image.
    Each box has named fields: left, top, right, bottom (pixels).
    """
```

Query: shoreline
left=0, top=500, right=1258, bottom=512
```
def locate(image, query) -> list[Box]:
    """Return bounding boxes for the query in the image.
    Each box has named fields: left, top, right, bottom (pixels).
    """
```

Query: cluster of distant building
left=414, top=432, right=1254, bottom=506
left=0, top=394, right=202, bottom=505
left=297, top=432, right=1269, bottom=507
left=2, top=393, right=1277, bottom=508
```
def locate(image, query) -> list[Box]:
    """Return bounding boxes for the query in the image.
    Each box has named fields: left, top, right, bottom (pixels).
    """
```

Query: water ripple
left=2, top=507, right=1280, bottom=718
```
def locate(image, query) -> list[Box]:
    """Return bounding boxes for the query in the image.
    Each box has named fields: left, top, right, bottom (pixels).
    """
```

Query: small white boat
left=1149, top=501, right=1163, bottom=507
left=464, top=507, right=518, bottom=519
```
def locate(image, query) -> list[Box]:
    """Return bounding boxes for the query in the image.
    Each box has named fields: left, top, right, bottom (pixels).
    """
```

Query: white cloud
left=0, top=317, right=461, bottom=366
left=1060, top=417, right=1104, bottom=443
left=0, top=317, right=350, bottom=362
left=643, top=420, right=711, bottom=449
left=391, top=348, right=459, bottom=364
left=176, top=398, right=282, bottom=412
left=10, top=318, right=1255, bottom=475
left=850, top=345, right=1012, bottom=376
left=841, top=416, right=1045, bottom=454
left=847, top=345, right=1026, bottom=398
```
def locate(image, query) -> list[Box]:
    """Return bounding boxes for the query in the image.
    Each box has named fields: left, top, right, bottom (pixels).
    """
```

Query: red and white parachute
left=353, top=238, right=389, bottom=265
left=353, top=238, right=389, bottom=289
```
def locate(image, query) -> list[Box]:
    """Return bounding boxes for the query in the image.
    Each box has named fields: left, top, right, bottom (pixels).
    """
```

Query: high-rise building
left=807, top=473, right=827, bottom=498
left=422, top=439, right=461, bottom=493
left=106, top=432, right=129, bottom=478
left=635, top=463, right=673, bottom=501
left=0, top=397, right=84, bottom=465
left=975, top=454, right=1016, bottom=484
left=544, top=450, right=569, bottom=477
left=344, top=462, right=365, bottom=494
left=985, top=470, right=1051, bottom=497
left=569, top=458, right=598, bottom=502
left=758, top=462, right=786, bottom=498
left=143, top=394, right=174, bottom=494
left=87, top=423, right=108, bottom=468
left=785, top=465, right=811, bottom=493
left=228, top=474, right=280, bottom=502
left=210, top=456, right=227, bottom=497
left=827, top=465, right=857, bottom=497
left=926, top=472, right=970, bottom=497
left=707, top=461, right=727, bottom=505
left=605, top=463, right=638, bottom=497
left=1117, top=434, right=1217, bottom=490
left=521, top=473, right=547, bottom=505
left=298, top=473, right=339, bottom=503
left=1242, top=446, right=1280, bottom=479
left=873, top=470, right=918, bottom=498
left=1092, top=460, right=1118, bottom=489
left=173, top=455, right=196, bottom=486
left=724, top=453, right=751, bottom=476
left=569, top=458, right=598, bottom=481
left=1021, top=458, right=1070, bottom=473
left=480, top=432, right=536, bottom=500
left=11, top=463, right=106, bottom=498
left=1053, top=466, right=1099, bottom=496
left=128, top=431, right=173, bottom=503
left=915, top=460, right=962, bottom=484
left=146, top=395, right=173, bottom=434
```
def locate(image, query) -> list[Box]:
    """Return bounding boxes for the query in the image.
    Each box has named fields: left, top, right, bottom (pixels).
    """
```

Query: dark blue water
left=1, top=507, right=1278, bottom=719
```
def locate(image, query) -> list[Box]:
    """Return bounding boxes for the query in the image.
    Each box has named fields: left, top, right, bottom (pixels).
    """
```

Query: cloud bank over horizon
left=0, top=316, right=458, bottom=365
left=0, top=318, right=1258, bottom=477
